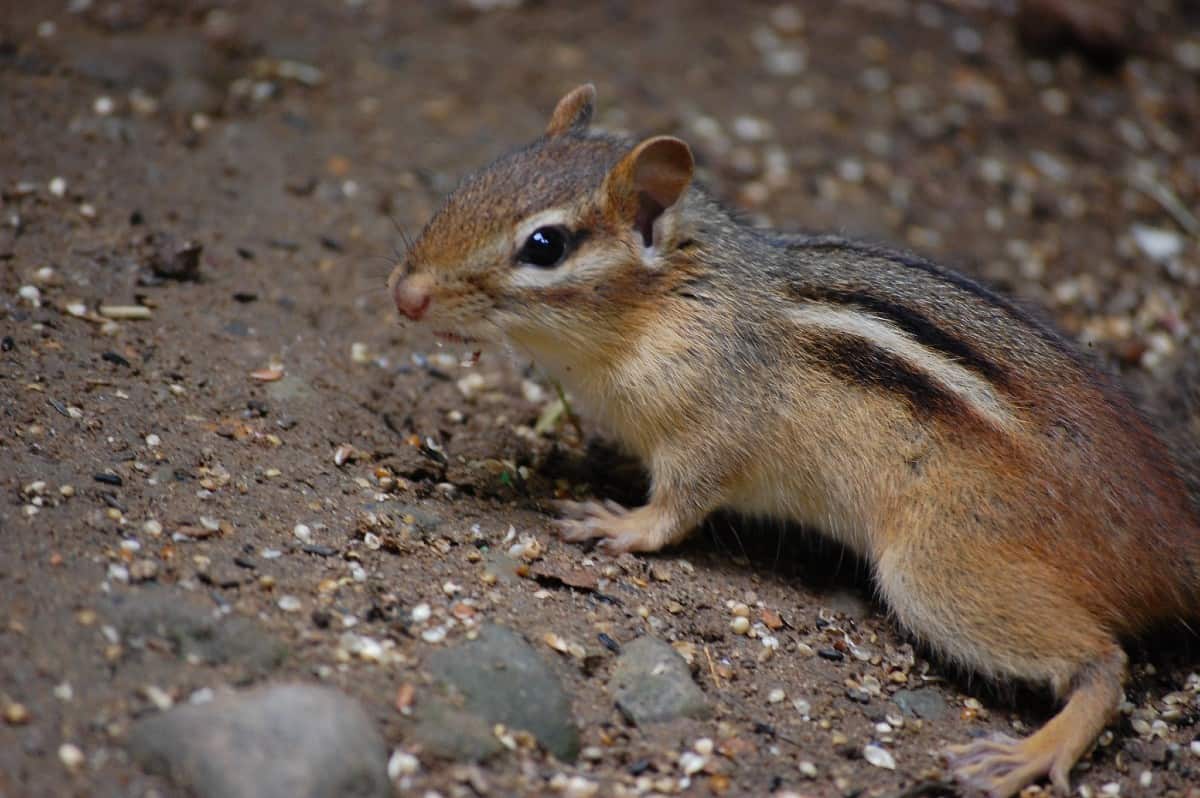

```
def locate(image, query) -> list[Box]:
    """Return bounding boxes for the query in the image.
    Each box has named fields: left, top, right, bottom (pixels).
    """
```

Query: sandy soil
left=2, top=1, right=1199, bottom=796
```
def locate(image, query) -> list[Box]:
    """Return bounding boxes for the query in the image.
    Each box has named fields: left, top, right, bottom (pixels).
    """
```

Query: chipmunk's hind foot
left=946, top=733, right=1062, bottom=797
left=944, top=648, right=1126, bottom=797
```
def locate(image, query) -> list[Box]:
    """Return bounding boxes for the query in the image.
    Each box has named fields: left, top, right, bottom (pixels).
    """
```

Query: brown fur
left=389, top=86, right=1200, bottom=797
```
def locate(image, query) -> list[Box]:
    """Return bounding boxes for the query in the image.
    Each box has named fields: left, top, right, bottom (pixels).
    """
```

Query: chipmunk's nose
left=393, top=274, right=432, bottom=321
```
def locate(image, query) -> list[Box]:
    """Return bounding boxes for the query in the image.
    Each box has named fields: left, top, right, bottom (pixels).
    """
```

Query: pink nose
left=393, top=275, right=432, bottom=321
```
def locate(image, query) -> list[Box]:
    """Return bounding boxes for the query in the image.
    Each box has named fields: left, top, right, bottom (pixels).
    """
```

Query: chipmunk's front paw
left=552, top=499, right=628, bottom=542
left=552, top=499, right=660, bottom=553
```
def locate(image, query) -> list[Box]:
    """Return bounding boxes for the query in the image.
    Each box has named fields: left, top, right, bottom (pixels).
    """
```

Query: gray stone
left=109, top=587, right=286, bottom=679
left=129, top=683, right=389, bottom=798
left=610, top=636, right=710, bottom=726
left=891, top=688, right=949, bottom=721
left=411, top=699, right=503, bottom=762
left=394, top=504, right=443, bottom=533
left=421, top=624, right=579, bottom=761
left=264, top=373, right=316, bottom=404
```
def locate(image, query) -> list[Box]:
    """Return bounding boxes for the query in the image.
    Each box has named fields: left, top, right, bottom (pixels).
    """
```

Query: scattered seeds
left=98, top=304, right=152, bottom=320
left=333, top=443, right=357, bottom=466
left=250, top=366, right=284, bottom=381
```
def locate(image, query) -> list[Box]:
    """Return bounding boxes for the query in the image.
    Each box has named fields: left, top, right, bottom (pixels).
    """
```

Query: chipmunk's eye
left=517, top=226, right=570, bottom=268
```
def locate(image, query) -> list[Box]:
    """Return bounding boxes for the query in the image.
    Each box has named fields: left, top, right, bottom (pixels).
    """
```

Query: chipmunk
left=387, top=84, right=1200, bottom=797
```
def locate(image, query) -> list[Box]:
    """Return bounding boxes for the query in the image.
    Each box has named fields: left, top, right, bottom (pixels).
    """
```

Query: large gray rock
left=129, top=683, right=389, bottom=798
left=109, top=587, right=286, bottom=679
left=419, top=624, right=579, bottom=761
left=610, top=636, right=710, bottom=726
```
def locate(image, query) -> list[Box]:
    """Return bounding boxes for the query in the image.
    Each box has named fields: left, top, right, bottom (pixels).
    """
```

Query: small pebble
left=49, top=177, right=67, bottom=197
left=18, top=285, right=41, bottom=307
left=679, top=751, right=706, bottom=775
left=863, top=744, right=896, bottom=770
left=3, top=702, right=30, bottom=725
left=562, top=776, right=599, bottom=798
left=293, top=523, right=313, bottom=544
left=387, top=749, right=420, bottom=780
left=732, top=116, right=771, bottom=142
left=277, top=595, right=302, bottom=612
left=1131, top=225, right=1183, bottom=263
left=730, top=616, right=751, bottom=635
left=58, top=743, right=85, bottom=771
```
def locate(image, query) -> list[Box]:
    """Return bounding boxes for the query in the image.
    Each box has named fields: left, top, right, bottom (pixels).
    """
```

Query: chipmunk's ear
left=604, top=136, right=694, bottom=248
left=545, top=84, right=596, bottom=136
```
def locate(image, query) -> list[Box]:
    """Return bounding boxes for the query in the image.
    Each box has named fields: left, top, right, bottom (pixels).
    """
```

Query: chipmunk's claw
left=945, top=733, right=1062, bottom=798
left=554, top=499, right=628, bottom=520
left=552, top=499, right=643, bottom=551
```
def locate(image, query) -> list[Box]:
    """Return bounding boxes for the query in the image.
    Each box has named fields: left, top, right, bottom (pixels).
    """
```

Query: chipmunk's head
left=388, top=84, right=695, bottom=362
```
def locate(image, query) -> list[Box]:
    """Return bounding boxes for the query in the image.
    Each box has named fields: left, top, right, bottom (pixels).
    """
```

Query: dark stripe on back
left=803, top=330, right=978, bottom=424
left=787, top=285, right=1010, bottom=387
left=784, top=236, right=1076, bottom=359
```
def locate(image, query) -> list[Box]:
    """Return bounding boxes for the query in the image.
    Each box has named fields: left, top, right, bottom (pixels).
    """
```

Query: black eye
left=517, top=226, right=570, bottom=268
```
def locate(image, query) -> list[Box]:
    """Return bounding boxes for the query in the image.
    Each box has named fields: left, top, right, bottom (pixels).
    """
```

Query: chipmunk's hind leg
left=874, top=538, right=1126, bottom=797
left=945, top=648, right=1126, bottom=797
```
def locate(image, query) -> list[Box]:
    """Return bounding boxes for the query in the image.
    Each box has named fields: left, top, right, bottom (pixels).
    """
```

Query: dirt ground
left=3, top=1, right=1200, bottom=796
